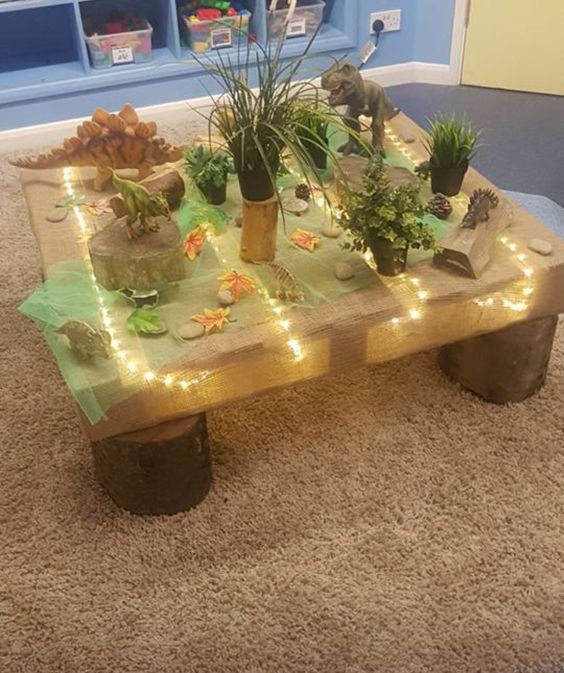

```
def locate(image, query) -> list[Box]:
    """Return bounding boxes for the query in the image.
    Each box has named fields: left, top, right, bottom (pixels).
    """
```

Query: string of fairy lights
left=61, top=123, right=537, bottom=394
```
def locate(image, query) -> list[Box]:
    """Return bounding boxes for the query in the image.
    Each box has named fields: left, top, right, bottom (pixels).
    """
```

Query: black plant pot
left=430, top=160, right=469, bottom=197
left=368, top=235, right=408, bottom=277
left=237, top=166, right=276, bottom=202
left=304, top=140, right=328, bottom=171
left=198, top=180, right=227, bottom=205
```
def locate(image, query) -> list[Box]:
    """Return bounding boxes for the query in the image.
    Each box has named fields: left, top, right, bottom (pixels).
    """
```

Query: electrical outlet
left=370, top=10, right=401, bottom=34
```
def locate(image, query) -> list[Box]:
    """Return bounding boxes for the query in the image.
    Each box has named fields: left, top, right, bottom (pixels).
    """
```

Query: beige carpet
left=1, top=132, right=563, bottom=673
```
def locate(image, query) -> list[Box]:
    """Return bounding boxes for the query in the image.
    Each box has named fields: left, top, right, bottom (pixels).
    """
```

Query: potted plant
left=423, top=114, right=480, bottom=197
left=291, top=102, right=331, bottom=171
left=196, top=35, right=362, bottom=262
left=340, top=157, right=436, bottom=276
left=184, top=145, right=233, bottom=205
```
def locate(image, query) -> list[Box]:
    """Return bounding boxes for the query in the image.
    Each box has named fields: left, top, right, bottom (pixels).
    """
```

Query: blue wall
left=0, top=0, right=457, bottom=131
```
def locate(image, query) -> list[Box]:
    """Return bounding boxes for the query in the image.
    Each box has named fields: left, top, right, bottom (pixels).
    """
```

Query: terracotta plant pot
left=198, top=180, right=227, bottom=205
left=368, top=235, right=408, bottom=277
left=240, top=195, right=279, bottom=262
left=430, top=160, right=469, bottom=197
left=237, top=166, right=276, bottom=202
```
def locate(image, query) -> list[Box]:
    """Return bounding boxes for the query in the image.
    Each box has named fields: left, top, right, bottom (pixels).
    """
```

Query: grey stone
left=46, top=207, right=68, bottom=223
left=177, top=322, right=205, bottom=340
left=334, top=262, right=354, bottom=281
left=217, top=290, right=234, bottom=306
left=528, top=238, right=553, bottom=256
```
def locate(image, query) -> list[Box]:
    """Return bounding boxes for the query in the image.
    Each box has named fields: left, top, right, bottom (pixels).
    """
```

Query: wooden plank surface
left=18, top=113, right=564, bottom=440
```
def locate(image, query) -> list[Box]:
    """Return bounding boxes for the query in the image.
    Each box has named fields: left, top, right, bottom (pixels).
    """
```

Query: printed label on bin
left=286, top=18, right=306, bottom=38
left=211, top=27, right=232, bottom=49
left=112, top=47, right=134, bottom=65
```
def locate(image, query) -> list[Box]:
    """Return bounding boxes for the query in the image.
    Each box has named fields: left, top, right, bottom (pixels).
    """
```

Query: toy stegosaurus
left=10, top=105, right=182, bottom=191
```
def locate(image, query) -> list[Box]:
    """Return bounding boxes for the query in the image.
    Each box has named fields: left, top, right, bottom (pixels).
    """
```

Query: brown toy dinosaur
left=10, top=104, right=182, bottom=191
left=321, top=62, right=399, bottom=156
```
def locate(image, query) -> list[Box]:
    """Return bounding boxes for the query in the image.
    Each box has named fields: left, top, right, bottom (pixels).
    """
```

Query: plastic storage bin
left=181, top=10, right=251, bottom=53
left=84, top=18, right=153, bottom=69
left=267, top=0, right=325, bottom=41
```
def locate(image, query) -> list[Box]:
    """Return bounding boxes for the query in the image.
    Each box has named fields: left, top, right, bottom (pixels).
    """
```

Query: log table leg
left=91, top=414, right=211, bottom=515
left=438, top=316, right=559, bottom=404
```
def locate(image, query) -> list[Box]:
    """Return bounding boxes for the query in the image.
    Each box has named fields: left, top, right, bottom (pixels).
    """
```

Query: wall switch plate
left=370, top=9, right=401, bottom=34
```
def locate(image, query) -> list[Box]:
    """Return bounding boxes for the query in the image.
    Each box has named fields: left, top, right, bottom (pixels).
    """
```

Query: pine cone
left=426, top=193, right=453, bottom=220
left=294, top=183, right=311, bottom=201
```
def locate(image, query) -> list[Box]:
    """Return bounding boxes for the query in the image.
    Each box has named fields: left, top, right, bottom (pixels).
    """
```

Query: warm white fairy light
left=163, top=375, right=173, bottom=387
left=409, top=308, right=422, bottom=320
left=144, top=371, right=156, bottom=382
left=127, top=361, right=138, bottom=374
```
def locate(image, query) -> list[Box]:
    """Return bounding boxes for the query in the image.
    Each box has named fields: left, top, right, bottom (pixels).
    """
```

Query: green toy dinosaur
left=321, top=61, right=399, bottom=156
left=111, top=171, right=170, bottom=239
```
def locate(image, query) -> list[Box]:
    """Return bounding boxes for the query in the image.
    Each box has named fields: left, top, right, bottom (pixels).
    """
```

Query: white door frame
left=449, top=0, right=470, bottom=84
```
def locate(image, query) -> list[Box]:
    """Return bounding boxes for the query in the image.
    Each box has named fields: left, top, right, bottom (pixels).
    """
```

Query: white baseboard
left=0, top=60, right=455, bottom=152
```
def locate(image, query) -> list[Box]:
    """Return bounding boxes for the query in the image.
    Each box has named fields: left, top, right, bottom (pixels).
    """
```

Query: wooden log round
left=88, top=217, right=186, bottom=290
left=91, top=414, right=212, bottom=515
left=438, top=316, right=558, bottom=403
left=110, top=169, right=186, bottom=218
left=240, top=195, right=279, bottom=262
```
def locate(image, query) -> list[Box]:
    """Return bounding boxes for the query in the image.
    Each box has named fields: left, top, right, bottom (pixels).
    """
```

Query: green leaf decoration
left=126, top=308, right=167, bottom=335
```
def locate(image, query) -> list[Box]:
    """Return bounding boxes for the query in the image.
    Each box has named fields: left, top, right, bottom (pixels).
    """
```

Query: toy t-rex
left=10, top=105, right=182, bottom=191
left=111, top=171, right=170, bottom=239
left=320, top=62, right=399, bottom=156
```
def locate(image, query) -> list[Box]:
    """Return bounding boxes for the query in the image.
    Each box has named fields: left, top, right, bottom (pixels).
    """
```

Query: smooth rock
left=528, top=238, right=553, bottom=256
left=281, top=196, right=309, bottom=216
left=177, top=322, right=205, bottom=340
left=334, top=262, right=354, bottom=281
left=46, top=207, right=68, bottom=223
left=217, top=290, right=234, bottom=306
left=321, top=219, right=342, bottom=238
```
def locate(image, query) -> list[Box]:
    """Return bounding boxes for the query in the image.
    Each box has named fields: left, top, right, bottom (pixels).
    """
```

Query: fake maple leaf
left=218, top=270, right=256, bottom=302
left=85, top=199, right=113, bottom=216
left=183, top=225, right=207, bottom=261
left=191, top=307, right=230, bottom=333
left=291, top=228, right=321, bottom=252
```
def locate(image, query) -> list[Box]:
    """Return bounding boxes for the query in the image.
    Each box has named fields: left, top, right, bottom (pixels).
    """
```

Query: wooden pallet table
left=18, top=113, right=564, bottom=514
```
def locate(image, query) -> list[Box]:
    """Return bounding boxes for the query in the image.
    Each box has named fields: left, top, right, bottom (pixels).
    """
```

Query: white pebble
left=217, top=290, right=234, bottom=306
left=177, top=322, right=205, bottom=340
left=528, top=238, right=553, bottom=256
left=46, top=207, right=68, bottom=223
left=334, top=262, right=354, bottom=280
left=281, top=197, right=309, bottom=216
left=321, top=219, right=342, bottom=238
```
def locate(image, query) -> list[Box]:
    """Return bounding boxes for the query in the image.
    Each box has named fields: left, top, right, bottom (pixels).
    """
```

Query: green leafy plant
left=193, top=32, right=367, bottom=204
left=184, top=145, right=234, bottom=188
left=126, top=308, right=167, bottom=335
left=290, top=101, right=330, bottom=157
left=423, top=114, right=480, bottom=168
left=340, top=156, right=436, bottom=256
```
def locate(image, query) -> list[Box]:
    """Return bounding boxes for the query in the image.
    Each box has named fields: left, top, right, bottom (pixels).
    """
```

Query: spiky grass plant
left=423, top=114, right=480, bottom=168
left=193, top=31, right=369, bottom=205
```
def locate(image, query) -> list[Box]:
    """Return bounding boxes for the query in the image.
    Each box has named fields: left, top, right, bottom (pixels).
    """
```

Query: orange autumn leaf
left=291, top=228, right=320, bottom=252
left=218, top=270, right=256, bottom=302
left=183, top=225, right=207, bottom=261
left=191, top=307, right=230, bottom=333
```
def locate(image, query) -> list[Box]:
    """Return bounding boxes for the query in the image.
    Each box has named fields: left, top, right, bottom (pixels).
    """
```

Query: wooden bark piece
left=434, top=199, right=513, bottom=279
left=91, top=414, right=212, bottom=514
left=88, top=217, right=186, bottom=290
left=110, top=169, right=185, bottom=218
left=240, top=195, right=279, bottom=262
left=439, top=316, right=558, bottom=403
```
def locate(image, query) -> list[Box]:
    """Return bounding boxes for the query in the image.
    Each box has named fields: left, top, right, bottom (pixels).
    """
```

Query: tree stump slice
left=91, top=414, right=212, bottom=515
left=240, top=195, right=279, bottom=262
left=110, top=169, right=186, bottom=218
left=439, top=316, right=558, bottom=403
left=88, top=217, right=186, bottom=290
